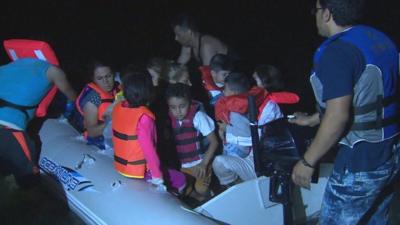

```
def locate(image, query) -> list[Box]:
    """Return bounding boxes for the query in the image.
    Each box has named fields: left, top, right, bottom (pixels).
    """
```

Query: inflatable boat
left=6, top=39, right=332, bottom=225
left=38, top=118, right=220, bottom=225
left=38, top=117, right=332, bottom=225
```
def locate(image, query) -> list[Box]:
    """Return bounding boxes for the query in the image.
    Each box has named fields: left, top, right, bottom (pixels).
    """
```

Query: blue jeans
left=319, top=142, right=400, bottom=225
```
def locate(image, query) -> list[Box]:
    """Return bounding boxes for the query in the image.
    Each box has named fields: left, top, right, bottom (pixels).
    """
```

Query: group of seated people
left=67, top=51, right=299, bottom=203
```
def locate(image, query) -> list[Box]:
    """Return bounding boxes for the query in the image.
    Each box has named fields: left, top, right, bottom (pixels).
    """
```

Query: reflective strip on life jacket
left=3, top=39, right=60, bottom=117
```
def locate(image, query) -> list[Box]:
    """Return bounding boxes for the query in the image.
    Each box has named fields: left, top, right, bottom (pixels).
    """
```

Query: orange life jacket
left=112, top=101, right=155, bottom=178
left=3, top=39, right=60, bottom=117
left=215, top=86, right=300, bottom=123
left=75, top=82, right=118, bottom=122
left=198, top=66, right=223, bottom=92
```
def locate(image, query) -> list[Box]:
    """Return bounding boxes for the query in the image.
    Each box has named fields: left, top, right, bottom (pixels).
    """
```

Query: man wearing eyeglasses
left=289, top=0, right=399, bottom=224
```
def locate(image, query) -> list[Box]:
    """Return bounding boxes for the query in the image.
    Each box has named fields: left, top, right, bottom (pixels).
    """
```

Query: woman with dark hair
left=74, top=60, right=120, bottom=150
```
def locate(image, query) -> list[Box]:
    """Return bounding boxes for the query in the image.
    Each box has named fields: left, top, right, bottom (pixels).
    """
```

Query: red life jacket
left=112, top=101, right=154, bottom=178
left=215, top=86, right=300, bottom=123
left=198, top=66, right=223, bottom=92
left=3, top=39, right=60, bottom=117
left=169, top=101, right=202, bottom=164
left=75, top=82, right=118, bottom=122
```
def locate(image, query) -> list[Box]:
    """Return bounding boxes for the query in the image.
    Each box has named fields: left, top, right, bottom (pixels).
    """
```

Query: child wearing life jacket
left=161, top=62, right=192, bottom=86
left=199, top=54, right=234, bottom=105
left=73, top=60, right=120, bottom=150
left=112, top=72, right=186, bottom=192
left=166, top=83, right=218, bottom=202
left=212, top=72, right=299, bottom=187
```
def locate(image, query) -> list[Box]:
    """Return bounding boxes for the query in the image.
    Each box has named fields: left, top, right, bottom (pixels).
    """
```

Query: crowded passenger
left=161, top=61, right=192, bottom=86
left=0, top=58, right=77, bottom=189
left=213, top=72, right=299, bottom=188
left=112, top=71, right=186, bottom=192
left=74, top=60, right=120, bottom=150
left=166, top=83, right=218, bottom=202
left=202, top=53, right=234, bottom=106
left=172, top=14, right=230, bottom=67
left=290, top=0, right=400, bottom=224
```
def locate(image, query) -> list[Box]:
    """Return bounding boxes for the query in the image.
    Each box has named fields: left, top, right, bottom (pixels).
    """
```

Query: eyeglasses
left=310, top=7, right=324, bottom=15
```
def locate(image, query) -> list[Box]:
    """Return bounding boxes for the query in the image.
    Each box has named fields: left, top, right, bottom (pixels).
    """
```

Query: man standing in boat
left=0, top=58, right=76, bottom=189
left=290, top=0, right=400, bottom=224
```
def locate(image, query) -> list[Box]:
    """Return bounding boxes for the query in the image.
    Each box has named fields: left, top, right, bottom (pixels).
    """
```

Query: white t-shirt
left=180, top=110, right=215, bottom=168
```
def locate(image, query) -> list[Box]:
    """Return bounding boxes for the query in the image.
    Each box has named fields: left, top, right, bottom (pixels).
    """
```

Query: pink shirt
left=137, top=114, right=162, bottom=179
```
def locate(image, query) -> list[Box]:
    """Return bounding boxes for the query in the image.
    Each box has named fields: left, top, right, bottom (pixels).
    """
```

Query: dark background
left=1, top=0, right=399, bottom=111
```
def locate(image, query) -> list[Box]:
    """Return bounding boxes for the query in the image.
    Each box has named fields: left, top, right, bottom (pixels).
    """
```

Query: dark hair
left=165, top=83, right=192, bottom=102
left=171, top=13, right=198, bottom=32
left=319, top=0, right=365, bottom=26
left=210, top=54, right=234, bottom=72
left=254, top=64, right=284, bottom=92
left=224, top=72, right=251, bottom=94
left=147, top=57, right=169, bottom=75
left=121, top=71, right=153, bottom=107
left=87, top=59, right=112, bottom=80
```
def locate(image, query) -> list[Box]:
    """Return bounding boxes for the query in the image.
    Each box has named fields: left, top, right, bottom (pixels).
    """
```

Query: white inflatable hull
left=39, top=118, right=331, bottom=225
left=39, top=118, right=218, bottom=225
left=196, top=166, right=331, bottom=225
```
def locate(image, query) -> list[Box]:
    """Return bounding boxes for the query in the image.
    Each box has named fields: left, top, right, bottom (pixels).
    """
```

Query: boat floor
left=1, top=174, right=399, bottom=225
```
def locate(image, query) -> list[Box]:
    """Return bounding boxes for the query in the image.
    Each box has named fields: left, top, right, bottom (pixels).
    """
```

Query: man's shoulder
left=202, top=35, right=226, bottom=49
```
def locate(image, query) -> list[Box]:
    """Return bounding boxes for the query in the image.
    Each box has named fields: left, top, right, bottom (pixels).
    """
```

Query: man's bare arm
left=46, top=66, right=77, bottom=101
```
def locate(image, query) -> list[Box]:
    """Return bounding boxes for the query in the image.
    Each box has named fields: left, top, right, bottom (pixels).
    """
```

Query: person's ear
left=323, top=8, right=332, bottom=23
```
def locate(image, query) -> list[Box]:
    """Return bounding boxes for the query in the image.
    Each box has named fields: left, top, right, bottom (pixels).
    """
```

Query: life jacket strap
left=0, top=98, right=38, bottom=119
left=114, top=155, right=146, bottom=165
left=101, top=98, right=114, bottom=103
left=177, top=151, right=200, bottom=160
left=175, top=136, right=200, bottom=145
left=351, top=94, right=398, bottom=130
left=112, top=129, right=138, bottom=140
left=353, top=95, right=396, bottom=115
left=351, top=116, right=399, bottom=131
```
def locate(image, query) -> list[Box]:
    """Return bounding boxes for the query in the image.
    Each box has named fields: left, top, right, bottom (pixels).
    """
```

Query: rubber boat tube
left=39, top=118, right=218, bottom=225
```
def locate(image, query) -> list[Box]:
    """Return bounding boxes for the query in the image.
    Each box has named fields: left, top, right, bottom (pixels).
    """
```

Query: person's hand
left=288, top=112, right=311, bottom=126
left=291, top=160, right=314, bottom=189
left=192, top=162, right=207, bottom=179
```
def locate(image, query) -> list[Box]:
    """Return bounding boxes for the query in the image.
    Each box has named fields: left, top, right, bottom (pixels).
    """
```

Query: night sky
left=1, top=0, right=399, bottom=111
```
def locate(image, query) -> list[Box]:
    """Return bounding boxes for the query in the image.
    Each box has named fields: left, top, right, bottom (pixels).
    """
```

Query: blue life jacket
left=310, top=25, right=399, bottom=147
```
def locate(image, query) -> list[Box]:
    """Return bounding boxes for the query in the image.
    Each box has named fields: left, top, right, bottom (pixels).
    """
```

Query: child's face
left=170, top=71, right=192, bottom=86
left=223, top=83, right=236, bottom=96
left=211, top=70, right=230, bottom=86
left=252, top=72, right=263, bottom=88
left=167, top=97, right=190, bottom=120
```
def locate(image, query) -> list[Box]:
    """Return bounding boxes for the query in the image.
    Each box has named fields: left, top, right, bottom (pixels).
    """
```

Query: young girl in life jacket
left=112, top=72, right=185, bottom=192
left=166, top=83, right=219, bottom=202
